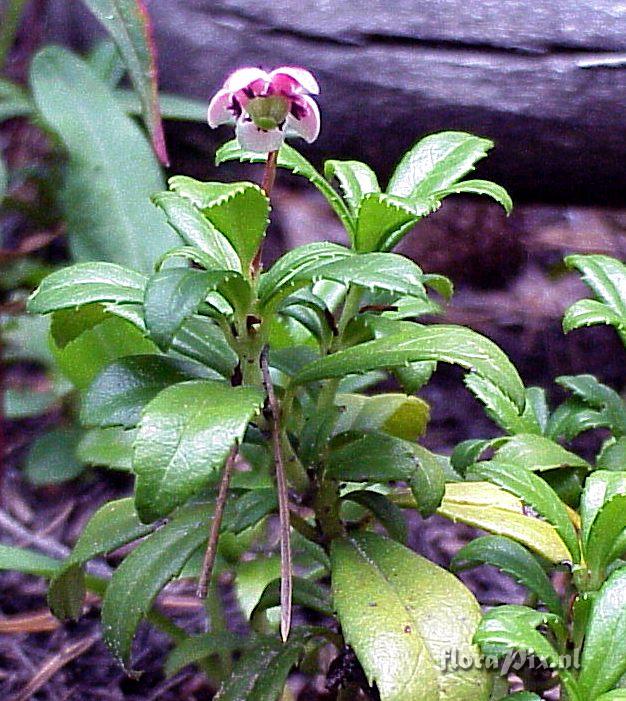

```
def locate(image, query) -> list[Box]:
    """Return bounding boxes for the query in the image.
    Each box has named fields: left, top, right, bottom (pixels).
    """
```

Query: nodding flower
left=208, top=66, right=320, bottom=153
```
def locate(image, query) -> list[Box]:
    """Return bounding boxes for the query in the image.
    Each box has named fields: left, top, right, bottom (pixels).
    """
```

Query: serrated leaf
left=28, top=262, right=146, bottom=314
left=294, top=324, right=526, bottom=412
left=144, top=267, right=249, bottom=349
left=170, top=315, right=238, bottom=377
left=24, top=427, right=84, bottom=486
left=329, top=433, right=445, bottom=517
left=331, top=531, right=491, bottom=701
left=493, top=433, right=590, bottom=472
left=49, top=497, right=152, bottom=620
left=258, top=242, right=352, bottom=309
left=169, top=177, right=269, bottom=271
left=473, top=605, right=566, bottom=667
left=152, top=191, right=241, bottom=272
left=355, top=192, right=436, bottom=252
left=578, top=567, right=626, bottom=699
left=79, top=0, right=168, bottom=164
left=76, top=427, right=136, bottom=471
left=388, top=131, right=493, bottom=199
left=580, top=471, right=626, bottom=546
left=30, top=47, right=178, bottom=272
left=101, top=502, right=212, bottom=669
left=436, top=483, right=571, bottom=564
left=82, top=354, right=212, bottom=428
left=133, top=380, right=264, bottom=522
left=562, top=298, right=623, bottom=333
left=555, top=374, right=626, bottom=437
left=451, top=536, right=563, bottom=615
left=598, top=437, right=626, bottom=470
left=342, top=490, right=408, bottom=543
left=324, top=159, right=380, bottom=215
left=468, top=461, right=580, bottom=562
left=585, top=493, right=626, bottom=578
left=464, top=374, right=539, bottom=435
left=215, top=140, right=354, bottom=237
left=432, top=179, right=512, bottom=214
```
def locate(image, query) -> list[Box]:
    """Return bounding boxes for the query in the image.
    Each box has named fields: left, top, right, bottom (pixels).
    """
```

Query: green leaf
left=388, top=131, right=493, bottom=199
left=82, top=354, right=212, bottom=428
left=324, top=159, right=380, bottom=215
left=49, top=497, right=152, bottom=620
left=432, top=179, right=512, bottom=214
left=4, top=388, right=59, bottom=419
left=329, top=433, right=445, bottom=516
left=258, top=242, right=352, bottom=309
left=436, top=482, right=571, bottom=564
left=133, top=380, right=264, bottom=522
left=0, top=77, right=34, bottom=121
left=333, top=393, right=430, bottom=441
left=214, top=633, right=309, bottom=701
left=595, top=693, right=626, bottom=701
left=101, top=502, right=212, bottom=669
left=76, top=426, right=135, bottom=471
left=464, top=374, right=539, bottom=435
left=585, top=493, right=626, bottom=578
left=598, top=437, right=626, bottom=470
left=79, top=0, right=168, bottom=163
left=24, top=427, right=85, bottom=486
left=170, top=315, right=238, bottom=377
left=251, top=577, right=333, bottom=619
left=0, top=544, right=61, bottom=578
left=235, top=555, right=281, bottom=621
left=342, top=490, right=408, bottom=543
left=152, top=191, right=241, bottom=272
left=51, top=312, right=158, bottom=389
left=473, top=605, right=566, bottom=667
left=30, top=47, right=178, bottom=272
left=562, top=298, right=623, bottom=334
left=493, top=433, right=590, bottom=472
left=451, top=536, right=563, bottom=615
left=331, top=531, right=491, bottom=701
left=28, top=262, right=146, bottom=314
left=215, top=140, right=354, bottom=237
left=578, top=567, right=626, bottom=699
left=580, top=470, right=626, bottom=546
left=165, top=631, right=244, bottom=677
left=87, top=39, right=125, bottom=86
left=144, top=268, right=249, bottom=349
left=355, top=192, right=436, bottom=253
left=555, top=374, right=626, bottom=437
left=468, top=461, right=580, bottom=562
left=169, top=177, right=269, bottom=271
left=294, top=324, right=526, bottom=412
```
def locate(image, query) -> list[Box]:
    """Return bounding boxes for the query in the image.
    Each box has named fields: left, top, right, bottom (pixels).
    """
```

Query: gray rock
left=45, top=0, right=626, bottom=203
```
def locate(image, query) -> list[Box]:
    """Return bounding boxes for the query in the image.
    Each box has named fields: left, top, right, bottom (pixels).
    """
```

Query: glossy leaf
left=81, top=354, right=212, bottom=428
left=432, top=179, right=512, bottom=214
left=464, top=374, right=538, bottom=435
left=580, top=471, right=626, bottom=546
left=80, top=0, right=168, bottom=164
left=585, top=493, right=626, bottom=577
left=76, top=426, right=136, bottom=471
left=331, top=532, right=491, bottom=701
left=451, top=536, right=563, bottom=615
left=468, top=461, right=580, bottom=561
left=170, top=315, right=238, bottom=377
left=388, top=131, right=493, bottom=198
left=342, top=490, right=408, bottom=543
left=49, top=498, right=152, bottom=620
left=294, top=324, right=526, bottom=412
left=555, top=374, right=626, bottom=437
left=215, top=140, right=354, bottom=236
left=165, top=631, right=244, bottom=677
left=324, top=159, right=380, bottom=215
left=251, top=577, right=333, bottom=619
left=144, top=268, right=249, bottom=349
left=28, top=262, right=146, bottom=314
left=493, top=433, right=590, bottom=472
left=133, top=380, right=264, bottom=522
left=30, top=47, right=178, bottom=272
left=169, top=177, right=269, bottom=271
left=0, top=544, right=62, bottom=579
left=152, top=191, right=241, bottom=272
left=578, top=567, right=626, bottom=699
left=101, top=503, right=212, bottom=668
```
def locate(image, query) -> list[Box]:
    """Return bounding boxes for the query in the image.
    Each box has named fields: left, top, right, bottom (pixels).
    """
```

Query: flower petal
left=236, top=118, right=285, bottom=153
left=224, top=67, right=270, bottom=93
left=285, top=95, right=320, bottom=143
left=207, top=88, right=234, bottom=127
left=270, top=66, right=319, bottom=95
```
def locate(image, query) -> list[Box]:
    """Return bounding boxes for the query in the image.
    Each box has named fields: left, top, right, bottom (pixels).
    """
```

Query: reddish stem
left=251, top=150, right=279, bottom=276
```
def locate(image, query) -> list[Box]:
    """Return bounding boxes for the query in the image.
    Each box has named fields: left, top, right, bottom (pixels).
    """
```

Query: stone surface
left=45, top=0, right=626, bottom=203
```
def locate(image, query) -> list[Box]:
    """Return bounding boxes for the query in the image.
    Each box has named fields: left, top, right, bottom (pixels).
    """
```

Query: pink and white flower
left=208, top=66, right=320, bottom=153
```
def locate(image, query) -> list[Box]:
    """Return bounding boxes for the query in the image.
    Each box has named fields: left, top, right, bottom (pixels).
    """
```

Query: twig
left=196, top=445, right=237, bottom=599
left=251, top=149, right=279, bottom=275
left=13, top=632, right=100, bottom=701
left=0, top=609, right=59, bottom=634
left=260, top=345, right=292, bottom=641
